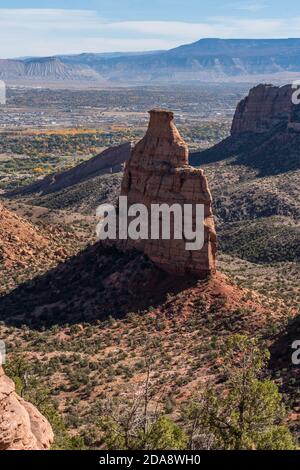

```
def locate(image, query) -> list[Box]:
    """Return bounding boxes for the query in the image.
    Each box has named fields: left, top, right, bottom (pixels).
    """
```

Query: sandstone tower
left=114, top=109, right=217, bottom=277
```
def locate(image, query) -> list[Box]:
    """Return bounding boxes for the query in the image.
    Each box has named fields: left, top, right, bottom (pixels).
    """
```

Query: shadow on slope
left=0, top=244, right=198, bottom=329
left=0, top=238, right=283, bottom=344
left=219, top=217, right=300, bottom=264
left=269, top=314, right=300, bottom=435
left=190, top=125, right=300, bottom=176
left=27, top=173, right=123, bottom=214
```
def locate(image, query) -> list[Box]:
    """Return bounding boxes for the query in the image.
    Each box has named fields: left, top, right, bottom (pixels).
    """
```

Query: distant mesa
left=0, top=56, right=108, bottom=84
left=105, top=109, right=217, bottom=277
left=2, top=39, right=300, bottom=84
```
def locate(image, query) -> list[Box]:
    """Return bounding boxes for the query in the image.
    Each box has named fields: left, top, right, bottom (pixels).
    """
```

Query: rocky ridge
left=0, top=57, right=106, bottom=83
left=8, top=142, right=132, bottom=198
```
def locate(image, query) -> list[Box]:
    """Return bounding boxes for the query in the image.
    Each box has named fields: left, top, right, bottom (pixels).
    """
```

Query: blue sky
left=0, top=0, right=299, bottom=57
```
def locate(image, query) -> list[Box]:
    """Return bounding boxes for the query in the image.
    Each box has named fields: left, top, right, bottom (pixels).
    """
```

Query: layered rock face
left=0, top=367, right=54, bottom=450
left=191, top=83, right=300, bottom=175
left=116, top=109, right=216, bottom=277
left=231, top=84, right=298, bottom=135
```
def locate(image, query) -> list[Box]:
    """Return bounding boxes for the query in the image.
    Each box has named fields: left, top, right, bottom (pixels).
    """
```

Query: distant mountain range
left=2, top=38, right=300, bottom=84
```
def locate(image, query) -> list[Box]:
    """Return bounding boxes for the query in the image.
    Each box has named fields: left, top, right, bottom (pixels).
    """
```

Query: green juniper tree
left=182, top=335, right=296, bottom=450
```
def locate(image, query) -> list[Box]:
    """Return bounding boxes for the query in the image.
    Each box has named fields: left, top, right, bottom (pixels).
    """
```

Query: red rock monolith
left=114, top=109, right=217, bottom=277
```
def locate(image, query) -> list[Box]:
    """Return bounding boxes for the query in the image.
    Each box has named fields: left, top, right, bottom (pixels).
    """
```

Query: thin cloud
left=232, top=1, right=269, bottom=12
left=0, top=9, right=100, bottom=31
left=104, top=17, right=300, bottom=42
left=0, top=9, right=299, bottom=58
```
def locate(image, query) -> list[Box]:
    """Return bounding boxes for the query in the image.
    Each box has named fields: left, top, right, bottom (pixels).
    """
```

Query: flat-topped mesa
left=117, top=109, right=217, bottom=277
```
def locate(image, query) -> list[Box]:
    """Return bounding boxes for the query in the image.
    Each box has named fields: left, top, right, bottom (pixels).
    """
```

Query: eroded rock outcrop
left=191, top=83, right=300, bottom=175
left=0, top=367, right=54, bottom=450
left=231, top=84, right=299, bottom=135
left=114, top=109, right=217, bottom=277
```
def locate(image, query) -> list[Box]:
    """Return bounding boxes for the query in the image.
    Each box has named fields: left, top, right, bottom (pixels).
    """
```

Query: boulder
left=0, top=367, right=54, bottom=450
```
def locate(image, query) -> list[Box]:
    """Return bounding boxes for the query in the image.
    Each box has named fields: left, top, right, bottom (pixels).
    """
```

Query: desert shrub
left=182, top=335, right=296, bottom=450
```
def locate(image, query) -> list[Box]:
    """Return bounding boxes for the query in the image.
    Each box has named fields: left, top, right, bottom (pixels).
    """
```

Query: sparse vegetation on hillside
left=3, top=332, right=296, bottom=449
left=1, top=84, right=300, bottom=450
left=182, top=335, right=295, bottom=450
